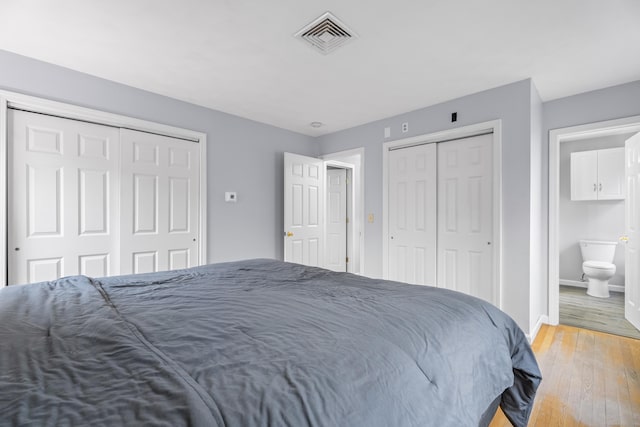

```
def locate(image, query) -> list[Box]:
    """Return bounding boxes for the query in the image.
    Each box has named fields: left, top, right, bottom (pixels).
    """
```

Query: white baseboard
left=527, top=315, right=549, bottom=344
left=559, top=279, right=624, bottom=293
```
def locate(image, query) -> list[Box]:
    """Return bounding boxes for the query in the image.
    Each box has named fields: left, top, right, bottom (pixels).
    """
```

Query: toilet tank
left=579, top=240, right=618, bottom=263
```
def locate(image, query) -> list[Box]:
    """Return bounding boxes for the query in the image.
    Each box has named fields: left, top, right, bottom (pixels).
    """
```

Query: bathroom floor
left=559, top=285, right=640, bottom=340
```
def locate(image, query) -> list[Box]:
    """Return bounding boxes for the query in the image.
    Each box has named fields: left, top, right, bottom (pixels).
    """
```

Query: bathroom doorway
left=549, top=116, right=640, bottom=338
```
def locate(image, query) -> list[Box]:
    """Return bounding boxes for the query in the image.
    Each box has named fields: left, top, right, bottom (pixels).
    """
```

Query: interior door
left=283, top=152, right=324, bottom=267
left=8, top=109, right=120, bottom=284
left=437, top=133, right=494, bottom=304
left=120, top=129, right=200, bottom=274
left=625, top=132, right=640, bottom=331
left=388, top=143, right=437, bottom=285
left=326, top=168, right=347, bottom=272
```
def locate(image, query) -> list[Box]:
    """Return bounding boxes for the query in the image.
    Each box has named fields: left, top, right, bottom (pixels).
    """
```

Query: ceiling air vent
left=295, top=12, right=357, bottom=55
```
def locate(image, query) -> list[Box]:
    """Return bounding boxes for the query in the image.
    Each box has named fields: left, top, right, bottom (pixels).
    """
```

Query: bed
left=0, top=258, right=541, bottom=426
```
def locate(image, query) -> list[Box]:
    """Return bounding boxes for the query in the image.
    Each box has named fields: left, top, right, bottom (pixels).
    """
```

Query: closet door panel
left=8, top=109, right=119, bottom=285
left=437, top=133, right=493, bottom=303
left=388, top=144, right=437, bottom=286
left=120, top=129, right=199, bottom=274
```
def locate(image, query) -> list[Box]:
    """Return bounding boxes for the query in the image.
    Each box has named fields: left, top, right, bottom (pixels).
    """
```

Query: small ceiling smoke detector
left=295, top=12, right=357, bottom=55
left=310, top=121, right=323, bottom=128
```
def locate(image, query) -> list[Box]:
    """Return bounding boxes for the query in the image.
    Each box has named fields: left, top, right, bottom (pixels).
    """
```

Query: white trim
left=527, top=314, right=549, bottom=344
left=321, top=148, right=365, bottom=275
left=0, top=96, right=7, bottom=286
left=548, top=115, right=640, bottom=325
left=559, top=279, right=625, bottom=293
left=0, top=89, right=208, bottom=286
left=381, top=120, right=503, bottom=308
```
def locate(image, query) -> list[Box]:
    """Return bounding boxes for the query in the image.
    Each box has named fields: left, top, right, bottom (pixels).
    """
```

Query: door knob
left=620, top=236, right=629, bottom=243
left=285, top=231, right=294, bottom=237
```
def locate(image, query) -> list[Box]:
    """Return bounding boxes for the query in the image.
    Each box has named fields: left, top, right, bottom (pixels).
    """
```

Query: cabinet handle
left=599, top=183, right=602, bottom=192
left=593, top=183, right=597, bottom=192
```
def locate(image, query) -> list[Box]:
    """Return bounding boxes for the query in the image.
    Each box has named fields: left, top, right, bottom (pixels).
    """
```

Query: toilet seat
left=583, top=260, right=615, bottom=270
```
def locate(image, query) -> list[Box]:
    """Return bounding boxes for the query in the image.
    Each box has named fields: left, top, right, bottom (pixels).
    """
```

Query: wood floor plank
left=576, top=329, right=596, bottom=426
left=490, top=324, right=640, bottom=427
left=623, top=334, right=640, bottom=426
left=591, top=329, right=607, bottom=426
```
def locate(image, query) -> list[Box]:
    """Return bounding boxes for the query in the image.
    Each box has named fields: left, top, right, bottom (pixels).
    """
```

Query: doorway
left=548, top=115, right=640, bottom=334
left=283, top=149, right=364, bottom=274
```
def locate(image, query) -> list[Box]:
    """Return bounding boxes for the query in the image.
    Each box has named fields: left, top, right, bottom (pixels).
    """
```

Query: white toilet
left=579, top=240, right=617, bottom=298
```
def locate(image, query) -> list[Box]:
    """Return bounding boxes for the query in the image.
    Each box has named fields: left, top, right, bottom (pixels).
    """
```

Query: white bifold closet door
left=437, top=133, right=493, bottom=302
left=388, top=143, right=437, bottom=285
left=8, top=109, right=120, bottom=284
left=120, top=129, right=199, bottom=274
left=8, top=110, right=200, bottom=285
left=387, top=133, right=493, bottom=303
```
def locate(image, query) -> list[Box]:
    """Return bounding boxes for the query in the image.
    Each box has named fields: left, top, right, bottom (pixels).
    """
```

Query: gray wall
left=0, top=50, right=318, bottom=263
left=558, top=134, right=632, bottom=286
left=317, top=79, right=535, bottom=332
left=529, top=83, right=545, bottom=332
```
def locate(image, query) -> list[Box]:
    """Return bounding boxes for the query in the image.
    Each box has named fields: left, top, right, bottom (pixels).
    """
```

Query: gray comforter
left=0, top=259, right=541, bottom=426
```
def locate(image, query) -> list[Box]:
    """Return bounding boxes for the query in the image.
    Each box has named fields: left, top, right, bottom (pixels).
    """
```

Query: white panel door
left=388, top=143, right=437, bottom=285
left=326, top=168, right=347, bottom=272
left=625, top=133, right=640, bottom=331
left=284, top=152, right=324, bottom=267
left=8, top=109, right=120, bottom=285
left=120, top=129, right=199, bottom=274
left=437, top=133, right=493, bottom=303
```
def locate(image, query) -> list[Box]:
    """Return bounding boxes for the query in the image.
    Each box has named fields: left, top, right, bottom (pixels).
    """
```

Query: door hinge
left=346, top=257, right=349, bottom=263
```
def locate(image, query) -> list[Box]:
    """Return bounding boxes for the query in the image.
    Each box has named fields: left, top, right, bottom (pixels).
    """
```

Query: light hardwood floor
left=490, top=324, right=640, bottom=427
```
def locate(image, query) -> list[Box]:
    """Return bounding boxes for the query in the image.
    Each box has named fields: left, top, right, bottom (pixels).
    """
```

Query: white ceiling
left=1, top=0, right=639, bottom=136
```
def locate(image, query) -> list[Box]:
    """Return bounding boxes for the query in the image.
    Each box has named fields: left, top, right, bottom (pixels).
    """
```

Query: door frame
left=0, top=89, right=208, bottom=287
left=321, top=148, right=364, bottom=275
left=382, top=120, right=503, bottom=308
left=548, top=115, right=640, bottom=324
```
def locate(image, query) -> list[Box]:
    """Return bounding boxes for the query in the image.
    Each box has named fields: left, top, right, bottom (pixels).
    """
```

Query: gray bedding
left=0, top=259, right=541, bottom=426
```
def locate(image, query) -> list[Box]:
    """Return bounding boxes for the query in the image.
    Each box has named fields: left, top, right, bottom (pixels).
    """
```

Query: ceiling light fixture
left=310, top=121, right=323, bottom=128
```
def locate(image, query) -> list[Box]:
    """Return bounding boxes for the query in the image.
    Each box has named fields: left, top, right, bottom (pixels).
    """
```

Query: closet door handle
left=599, top=183, right=602, bottom=191
left=593, top=183, right=597, bottom=192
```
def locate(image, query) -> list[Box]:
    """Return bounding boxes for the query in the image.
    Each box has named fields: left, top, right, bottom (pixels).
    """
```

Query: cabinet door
left=597, top=147, right=625, bottom=200
left=571, top=151, right=598, bottom=201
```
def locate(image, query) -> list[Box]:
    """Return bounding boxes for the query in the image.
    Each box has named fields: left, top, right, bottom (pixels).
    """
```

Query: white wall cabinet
left=571, top=147, right=625, bottom=201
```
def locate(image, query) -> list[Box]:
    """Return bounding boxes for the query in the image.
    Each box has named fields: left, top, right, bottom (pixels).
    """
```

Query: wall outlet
left=225, top=192, right=237, bottom=202
left=402, top=122, right=409, bottom=133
